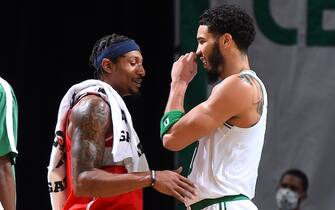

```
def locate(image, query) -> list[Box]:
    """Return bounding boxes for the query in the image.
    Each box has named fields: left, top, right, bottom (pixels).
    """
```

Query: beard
left=206, top=41, right=224, bottom=84
left=127, top=86, right=142, bottom=99
left=124, top=91, right=141, bottom=102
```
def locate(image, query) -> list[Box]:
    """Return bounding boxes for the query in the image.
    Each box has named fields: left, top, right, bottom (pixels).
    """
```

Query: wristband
left=160, top=110, right=185, bottom=139
left=150, top=170, right=157, bottom=187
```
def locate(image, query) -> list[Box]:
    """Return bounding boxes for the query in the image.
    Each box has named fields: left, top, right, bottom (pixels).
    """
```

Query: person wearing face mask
left=276, top=169, right=309, bottom=210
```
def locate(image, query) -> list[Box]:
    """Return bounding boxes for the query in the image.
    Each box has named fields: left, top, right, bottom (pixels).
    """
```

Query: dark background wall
left=1, top=1, right=176, bottom=209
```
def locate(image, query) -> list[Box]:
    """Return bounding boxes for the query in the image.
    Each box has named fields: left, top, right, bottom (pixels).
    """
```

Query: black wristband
left=150, top=170, right=156, bottom=187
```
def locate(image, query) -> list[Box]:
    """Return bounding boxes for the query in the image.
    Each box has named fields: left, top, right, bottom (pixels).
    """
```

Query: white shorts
left=187, top=199, right=258, bottom=210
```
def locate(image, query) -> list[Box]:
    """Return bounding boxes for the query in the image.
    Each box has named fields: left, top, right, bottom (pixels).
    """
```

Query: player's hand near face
left=171, top=52, right=198, bottom=85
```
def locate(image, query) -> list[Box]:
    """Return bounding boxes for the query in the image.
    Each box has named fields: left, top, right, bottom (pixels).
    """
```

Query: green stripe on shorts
left=190, top=194, right=249, bottom=210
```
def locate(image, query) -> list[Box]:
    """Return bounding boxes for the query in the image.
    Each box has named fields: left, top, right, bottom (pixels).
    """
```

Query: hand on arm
left=70, top=95, right=196, bottom=199
left=0, top=155, right=16, bottom=210
left=153, top=167, right=196, bottom=203
left=70, top=95, right=152, bottom=197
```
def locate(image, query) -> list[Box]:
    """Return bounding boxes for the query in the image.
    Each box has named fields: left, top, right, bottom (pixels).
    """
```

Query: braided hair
left=89, top=34, right=130, bottom=79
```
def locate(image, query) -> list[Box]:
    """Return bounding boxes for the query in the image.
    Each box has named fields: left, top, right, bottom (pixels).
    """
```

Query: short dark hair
left=199, top=4, right=256, bottom=52
left=281, top=169, right=309, bottom=192
left=89, top=34, right=130, bottom=78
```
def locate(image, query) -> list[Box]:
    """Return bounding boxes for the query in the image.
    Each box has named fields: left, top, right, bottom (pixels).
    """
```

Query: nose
left=137, top=65, right=145, bottom=77
left=196, top=45, right=202, bottom=57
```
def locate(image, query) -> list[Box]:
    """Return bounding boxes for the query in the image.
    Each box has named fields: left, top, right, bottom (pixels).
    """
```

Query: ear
left=219, top=33, right=233, bottom=48
left=301, top=191, right=308, bottom=201
left=101, top=58, right=114, bottom=74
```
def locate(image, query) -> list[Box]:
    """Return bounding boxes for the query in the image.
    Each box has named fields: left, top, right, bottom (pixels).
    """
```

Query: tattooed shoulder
left=71, top=95, right=111, bottom=142
left=239, top=73, right=253, bottom=86
left=239, top=73, right=264, bottom=115
left=70, top=95, right=111, bottom=172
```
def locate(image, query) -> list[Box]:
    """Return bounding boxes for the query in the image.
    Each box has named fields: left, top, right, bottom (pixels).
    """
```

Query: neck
left=220, top=50, right=250, bottom=79
left=100, top=77, right=126, bottom=97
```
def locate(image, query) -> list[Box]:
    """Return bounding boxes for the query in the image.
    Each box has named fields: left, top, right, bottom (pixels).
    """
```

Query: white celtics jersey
left=186, top=70, right=268, bottom=206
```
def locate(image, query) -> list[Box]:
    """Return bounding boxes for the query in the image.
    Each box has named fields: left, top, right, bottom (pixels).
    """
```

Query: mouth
left=133, top=78, right=142, bottom=87
left=199, top=56, right=207, bottom=66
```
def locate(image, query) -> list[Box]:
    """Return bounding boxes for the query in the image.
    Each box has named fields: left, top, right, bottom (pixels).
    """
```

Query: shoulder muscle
left=70, top=95, right=111, bottom=172
left=71, top=95, right=111, bottom=141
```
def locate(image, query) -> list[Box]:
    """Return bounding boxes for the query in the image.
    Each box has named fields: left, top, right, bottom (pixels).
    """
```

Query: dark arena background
left=1, top=1, right=176, bottom=209
left=3, top=1, right=335, bottom=210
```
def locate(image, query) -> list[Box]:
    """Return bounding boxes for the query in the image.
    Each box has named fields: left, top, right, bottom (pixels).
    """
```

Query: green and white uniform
left=0, top=77, right=18, bottom=164
left=186, top=70, right=268, bottom=210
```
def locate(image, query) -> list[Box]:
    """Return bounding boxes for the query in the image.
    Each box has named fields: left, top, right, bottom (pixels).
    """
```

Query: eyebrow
left=128, top=56, right=143, bottom=62
left=197, top=37, right=205, bottom=42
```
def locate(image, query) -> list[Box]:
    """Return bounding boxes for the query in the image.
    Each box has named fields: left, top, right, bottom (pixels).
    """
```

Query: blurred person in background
left=276, top=169, right=309, bottom=210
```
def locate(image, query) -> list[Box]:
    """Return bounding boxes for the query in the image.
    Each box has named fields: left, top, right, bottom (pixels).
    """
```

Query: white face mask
left=276, top=188, right=299, bottom=210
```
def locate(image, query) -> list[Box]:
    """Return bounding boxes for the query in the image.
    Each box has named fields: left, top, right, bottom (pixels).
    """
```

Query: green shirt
left=0, top=77, right=18, bottom=164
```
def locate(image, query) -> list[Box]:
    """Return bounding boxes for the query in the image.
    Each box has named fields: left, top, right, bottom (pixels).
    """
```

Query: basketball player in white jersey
left=160, top=4, right=267, bottom=210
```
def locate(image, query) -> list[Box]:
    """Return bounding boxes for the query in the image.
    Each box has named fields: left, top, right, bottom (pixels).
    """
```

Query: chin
left=133, top=87, right=141, bottom=93
left=204, top=64, right=213, bottom=71
left=128, top=87, right=140, bottom=95
left=127, top=91, right=141, bottom=100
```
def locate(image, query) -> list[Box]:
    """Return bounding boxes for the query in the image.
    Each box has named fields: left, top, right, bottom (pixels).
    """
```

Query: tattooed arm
left=69, top=95, right=149, bottom=197
left=69, top=95, right=195, bottom=201
left=162, top=53, right=264, bottom=151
